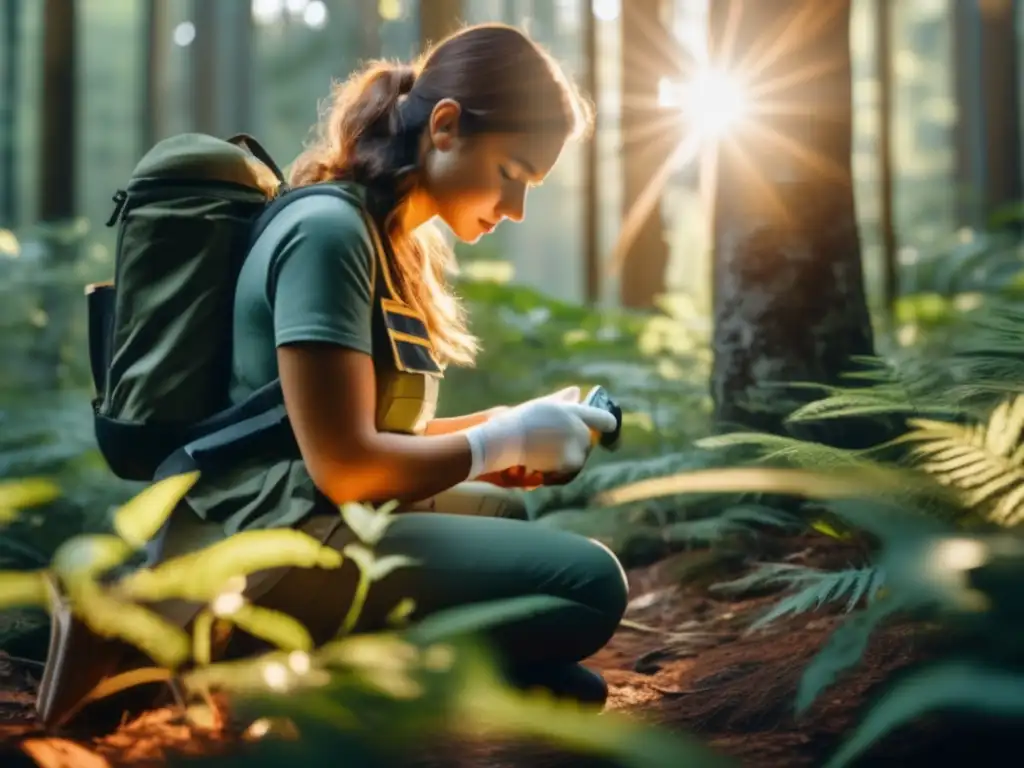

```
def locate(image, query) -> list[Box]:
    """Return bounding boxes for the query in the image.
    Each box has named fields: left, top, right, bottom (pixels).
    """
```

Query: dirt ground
left=0, top=534, right=1016, bottom=767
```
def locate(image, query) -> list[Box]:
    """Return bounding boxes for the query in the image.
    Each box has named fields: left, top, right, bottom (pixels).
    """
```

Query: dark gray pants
left=239, top=512, right=630, bottom=703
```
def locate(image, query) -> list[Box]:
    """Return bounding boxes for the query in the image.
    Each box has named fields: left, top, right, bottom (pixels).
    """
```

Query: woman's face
left=420, top=100, right=566, bottom=243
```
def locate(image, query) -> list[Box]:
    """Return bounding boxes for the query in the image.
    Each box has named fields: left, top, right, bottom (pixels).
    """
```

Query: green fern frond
left=895, top=394, right=1024, bottom=526
left=696, top=431, right=881, bottom=471
left=786, top=388, right=920, bottom=423
left=824, top=662, right=1024, bottom=768
left=662, top=505, right=803, bottom=544
left=796, top=592, right=911, bottom=717
left=950, top=351, right=1024, bottom=378
left=711, top=563, right=884, bottom=631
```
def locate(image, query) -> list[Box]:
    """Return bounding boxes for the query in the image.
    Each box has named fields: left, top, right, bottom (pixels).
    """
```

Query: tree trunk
left=619, top=0, right=671, bottom=309
left=31, top=0, right=79, bottom=391
left=709, top=0, right=875, bottom=445
left=1, top=0, right=20, bottom=227
left=39, top=0, right=76, bottom=224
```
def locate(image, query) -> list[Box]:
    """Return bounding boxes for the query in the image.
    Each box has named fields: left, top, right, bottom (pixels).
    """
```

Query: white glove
left=516, top=385, right=582, bottom=409
left=462, top=400, right=618, bottom=480
left=487, top=386, right=581, bottom=419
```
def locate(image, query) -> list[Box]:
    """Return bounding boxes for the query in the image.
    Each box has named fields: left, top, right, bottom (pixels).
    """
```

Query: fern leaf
left=796, top=593, right=909, bottom=716
left=894, top=396, right=1024, bottom=526
left=662, top=505, right=802, bottom=544
left=750, top=568, right=884, bottom=631
left=824, top=662, right=1024, bottom=768
left=711, top=564, right=884, bottom=631
left=695, top=432, right=877, bottom=471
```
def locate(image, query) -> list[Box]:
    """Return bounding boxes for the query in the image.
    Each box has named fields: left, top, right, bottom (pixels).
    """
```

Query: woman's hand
left=462, top=400, right=617, bottom=480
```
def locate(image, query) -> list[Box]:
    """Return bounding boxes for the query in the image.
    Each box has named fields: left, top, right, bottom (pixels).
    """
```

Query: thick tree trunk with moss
left=709, top=0, right=874, bottom=442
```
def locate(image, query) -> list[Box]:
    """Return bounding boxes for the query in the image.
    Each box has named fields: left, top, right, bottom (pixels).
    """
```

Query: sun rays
left=609, top=0, right=855, bottom=277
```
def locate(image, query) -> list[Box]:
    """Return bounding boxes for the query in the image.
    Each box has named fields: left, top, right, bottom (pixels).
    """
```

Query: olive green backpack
left=87, top=132, right=366, bottom=482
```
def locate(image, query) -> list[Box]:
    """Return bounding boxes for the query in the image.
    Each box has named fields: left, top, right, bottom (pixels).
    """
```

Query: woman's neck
left=396, top=185, right=438, bottom=232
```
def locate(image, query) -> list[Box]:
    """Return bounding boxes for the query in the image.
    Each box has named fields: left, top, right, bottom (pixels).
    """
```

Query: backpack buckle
left=106, top=190, right=129, bottom=227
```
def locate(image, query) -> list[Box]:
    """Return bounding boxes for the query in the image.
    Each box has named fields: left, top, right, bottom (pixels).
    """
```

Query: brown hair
left=289, top=23, right=593, bottom=367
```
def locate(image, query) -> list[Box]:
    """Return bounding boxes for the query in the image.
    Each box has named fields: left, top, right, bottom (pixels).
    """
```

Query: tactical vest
left=364, top=211, right=443, bottom=436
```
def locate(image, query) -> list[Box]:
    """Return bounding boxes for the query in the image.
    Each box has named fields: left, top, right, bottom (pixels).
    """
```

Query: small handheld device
left=583, top=385, right=623, bottom=451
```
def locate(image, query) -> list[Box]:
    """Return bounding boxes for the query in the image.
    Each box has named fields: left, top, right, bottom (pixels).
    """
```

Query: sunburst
left=609, top=0, right=853, bottom=277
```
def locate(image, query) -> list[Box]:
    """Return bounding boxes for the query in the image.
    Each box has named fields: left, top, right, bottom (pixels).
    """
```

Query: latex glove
left=463, top=400, right=618, bottom=480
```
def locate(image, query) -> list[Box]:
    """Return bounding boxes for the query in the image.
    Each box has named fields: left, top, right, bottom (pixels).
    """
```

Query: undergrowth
left=591, top=290, right=1024, bottom=766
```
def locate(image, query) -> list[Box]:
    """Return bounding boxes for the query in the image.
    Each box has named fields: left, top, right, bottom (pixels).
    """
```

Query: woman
left=227, top=22, right=631, bottom=706
left=46, top=24, right=629, bottom=724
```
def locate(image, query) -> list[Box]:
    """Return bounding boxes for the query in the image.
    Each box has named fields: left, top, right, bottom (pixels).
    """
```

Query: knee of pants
left=576, top=537, right=630, bottom=628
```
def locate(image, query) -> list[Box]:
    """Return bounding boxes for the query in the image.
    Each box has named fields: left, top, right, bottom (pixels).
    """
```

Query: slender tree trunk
left=619, top=0, right=671, bottom=308
left=1, top=0, right=20, bottom=226
left=709, top=0, right=875, bottom=445
left=39, top=0, right=76, bottom=224
left=31, top=0, right=79, bottom=390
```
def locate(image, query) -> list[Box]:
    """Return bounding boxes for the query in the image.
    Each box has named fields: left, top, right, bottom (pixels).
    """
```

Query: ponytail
left=289, top=58, right=479, bottom=368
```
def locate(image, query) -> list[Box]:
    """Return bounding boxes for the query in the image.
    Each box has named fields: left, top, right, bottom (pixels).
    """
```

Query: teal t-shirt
left=230, top=193, right=377, bottom=403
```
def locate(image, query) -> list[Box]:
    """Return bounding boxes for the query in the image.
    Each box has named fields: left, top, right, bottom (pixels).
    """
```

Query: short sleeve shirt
left=229, top=193, right=377, bottom=403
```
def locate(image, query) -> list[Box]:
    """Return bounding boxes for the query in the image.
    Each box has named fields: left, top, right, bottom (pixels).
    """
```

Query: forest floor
left=0, top=532, right=1016, bottom=767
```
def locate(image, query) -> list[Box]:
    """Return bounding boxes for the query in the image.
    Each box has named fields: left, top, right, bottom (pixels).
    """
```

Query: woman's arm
left=279, top=342, right=475, bottom=505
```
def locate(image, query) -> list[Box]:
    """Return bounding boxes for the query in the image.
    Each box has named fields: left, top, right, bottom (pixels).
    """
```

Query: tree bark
left=709, top=0, right=875, bottom=445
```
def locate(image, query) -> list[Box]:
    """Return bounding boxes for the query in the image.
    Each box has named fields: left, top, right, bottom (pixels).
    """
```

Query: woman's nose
left=497, top=190, right=526, bottom=223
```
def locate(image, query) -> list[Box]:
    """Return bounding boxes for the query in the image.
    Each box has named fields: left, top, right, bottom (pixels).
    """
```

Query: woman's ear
left=428, top=99, right=463, bottom=151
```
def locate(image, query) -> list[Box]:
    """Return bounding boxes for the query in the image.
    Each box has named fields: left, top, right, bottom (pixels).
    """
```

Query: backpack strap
left=152, top=183, right=385, bottom=483
left=227, top=133, right=286, bottom=185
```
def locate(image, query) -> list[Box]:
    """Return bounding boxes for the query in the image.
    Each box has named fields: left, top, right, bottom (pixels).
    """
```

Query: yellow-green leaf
left=386, top=597, right=417, bottom=627
left=0, top=570, right=51, bottom=611
left=117, top=529, right=343, bottom=603
left=342, top=544, right=416, bottom=581
left=811, top=520, right=852, bottom=540
left=112, top=471, right=200, bottom=548
left=225, top=604, right=314, bottom=653
left=52, top=534, right=135, bottom=581
left=340, top=502, right=393, bottom=546
left=67, top=581, right=191, bottom=669
left=0, top=478, right=60, bottom=523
